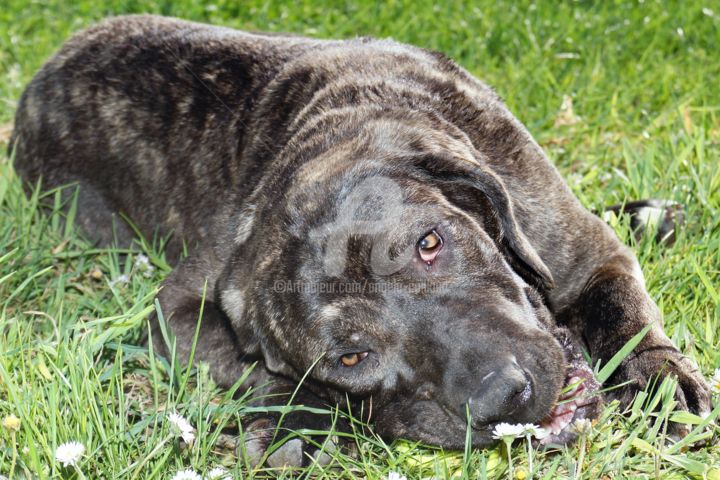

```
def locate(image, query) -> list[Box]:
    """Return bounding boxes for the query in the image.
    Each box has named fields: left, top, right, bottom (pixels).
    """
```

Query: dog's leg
left=602, top=199, right=685, bottom=245
left=240, top=383, right=349, bottom=468
left=68, top=180, right=136, bottom=249
left=151, top=251, right=258, bottom=388
left=466, top=116, right=711, bottom=422
left=15, top=170, right=136, bottom=249
left=561, top=252, right=711, bottom=424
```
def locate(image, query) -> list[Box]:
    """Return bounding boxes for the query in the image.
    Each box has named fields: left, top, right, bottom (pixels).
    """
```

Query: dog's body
left=11, top=15, right=710, bottom=465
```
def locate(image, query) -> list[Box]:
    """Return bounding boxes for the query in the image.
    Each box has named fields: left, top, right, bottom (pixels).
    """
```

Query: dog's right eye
left=418, top=229, right=443, bottom=264
left=340, top=351, right=369, bottom=367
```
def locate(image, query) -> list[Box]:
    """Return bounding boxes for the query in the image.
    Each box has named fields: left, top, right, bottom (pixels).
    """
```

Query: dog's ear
left=417, top=155, right=555, bottom=291
left=216, top=258, right=298, bottom=377
left=213, top=205, right=298, bottom=377
left=213, top=207, right=261, bottom=339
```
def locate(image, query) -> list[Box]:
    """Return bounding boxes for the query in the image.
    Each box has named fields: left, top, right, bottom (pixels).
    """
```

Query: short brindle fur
left=11, top=15, right=710, bottom=466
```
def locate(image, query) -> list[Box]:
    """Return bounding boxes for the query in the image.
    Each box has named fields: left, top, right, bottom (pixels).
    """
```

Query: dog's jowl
left=10, top=15, right=710, bottom=465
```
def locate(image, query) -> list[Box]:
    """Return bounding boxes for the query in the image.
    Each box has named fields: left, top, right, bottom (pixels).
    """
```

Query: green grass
left=1, top=0, right=719, bottom=478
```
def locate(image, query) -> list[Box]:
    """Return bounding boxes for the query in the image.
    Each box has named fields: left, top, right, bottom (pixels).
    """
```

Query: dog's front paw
left=607, top=345, right=712, bottom=431
left=240, top=412, right=346, bottom=468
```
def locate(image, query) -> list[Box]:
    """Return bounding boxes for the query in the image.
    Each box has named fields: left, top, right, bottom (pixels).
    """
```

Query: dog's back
left=11, top=15, right=473, bottom=252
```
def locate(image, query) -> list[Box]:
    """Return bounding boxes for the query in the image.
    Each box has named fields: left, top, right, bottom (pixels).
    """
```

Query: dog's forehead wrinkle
left=359, top=114, right=481, bottom=167
left=291, top=77, right=442, bottom=138
left=364, top=118, right=433, bottom=155
left=289, top=148, right=354, bottom=196
left=290, top=104, right=380, bottom=148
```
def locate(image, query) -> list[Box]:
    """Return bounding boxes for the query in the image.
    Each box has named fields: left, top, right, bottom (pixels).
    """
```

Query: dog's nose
left=467, top=362, right=533, bottom=424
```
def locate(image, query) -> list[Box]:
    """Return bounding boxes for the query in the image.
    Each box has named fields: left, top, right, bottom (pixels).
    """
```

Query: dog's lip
left=536, top=360, right=602, bottom=445
left=468, top=367, right=600, bottom=445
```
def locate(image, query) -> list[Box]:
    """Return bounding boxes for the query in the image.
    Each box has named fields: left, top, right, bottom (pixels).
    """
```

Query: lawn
left=1, top=0, right=719, bottom=478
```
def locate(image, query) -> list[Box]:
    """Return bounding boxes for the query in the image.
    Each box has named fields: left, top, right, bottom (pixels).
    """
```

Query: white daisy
left=168, top=412, right=196, bottom=444
left=55, top=441, right=85, bottom=467
left=171, top=469, right=202, bottom=480
left=134, top=254, right=150, bottom=268
left=206, top=466, right=231, bottom=479
left=491, top=422, right=525, bottom=442
left=108, top=273, right=130, bottom=288
left=493, top=423, right=524, bottom=478
left=521, top=423, right=550, bottom=439
left=385, top=472, right=407, bottom=480
left=134, top=254, right=155, bottom=278
left=711, top=368, right=720, bottom=394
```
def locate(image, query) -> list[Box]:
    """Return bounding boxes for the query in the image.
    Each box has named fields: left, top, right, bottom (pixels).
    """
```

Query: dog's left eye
left=340, top=351, right=369, bottom=367
left=418, top=229, right=443, bottom=263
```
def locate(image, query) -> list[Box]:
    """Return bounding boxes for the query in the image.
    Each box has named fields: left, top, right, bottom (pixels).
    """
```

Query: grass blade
left=596, top=323, right=653, bottom=384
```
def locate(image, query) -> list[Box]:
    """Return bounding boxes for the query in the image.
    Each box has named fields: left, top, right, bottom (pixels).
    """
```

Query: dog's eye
left=340, top=351, right=369, bottom=367
left=418, top=230, right=443, bottom=263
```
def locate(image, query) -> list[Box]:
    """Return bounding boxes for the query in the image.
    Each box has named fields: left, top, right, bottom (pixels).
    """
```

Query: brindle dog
left=11, top=15, right=710, bottom=466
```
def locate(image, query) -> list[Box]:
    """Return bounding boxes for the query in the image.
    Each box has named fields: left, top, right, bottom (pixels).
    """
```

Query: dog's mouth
left=537, top=331, right=602, bottom=445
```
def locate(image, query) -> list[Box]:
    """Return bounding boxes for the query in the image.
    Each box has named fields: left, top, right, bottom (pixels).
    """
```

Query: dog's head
left=217, top=114, right=599, bottom=447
